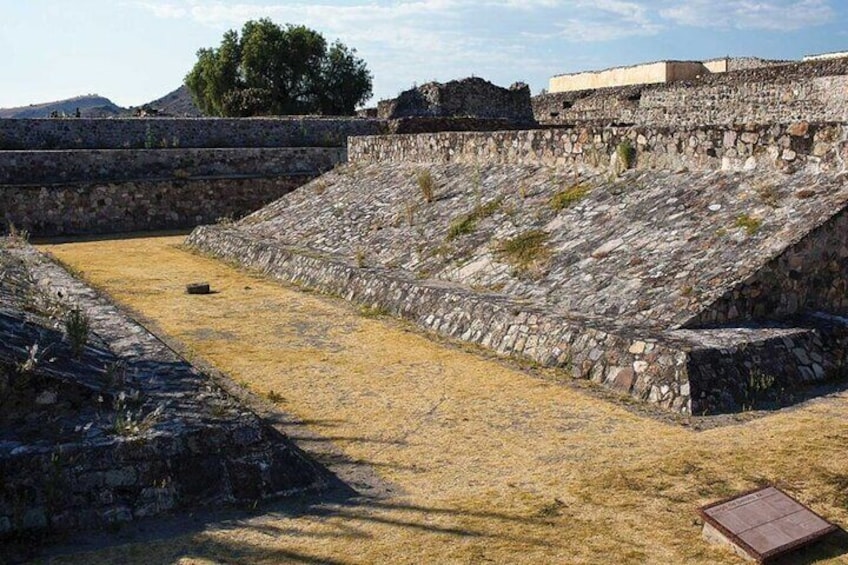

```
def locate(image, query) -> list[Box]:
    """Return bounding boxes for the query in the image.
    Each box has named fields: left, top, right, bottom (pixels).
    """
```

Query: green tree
left=185, top=19, right=373, bottom=116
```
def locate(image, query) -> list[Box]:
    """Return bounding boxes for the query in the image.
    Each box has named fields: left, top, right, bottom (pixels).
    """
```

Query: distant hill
left=0, top=94, right=125, bottom=118
left=135, top=85, right=202, bottom=117
left=0, top=86, right=203, bottom=119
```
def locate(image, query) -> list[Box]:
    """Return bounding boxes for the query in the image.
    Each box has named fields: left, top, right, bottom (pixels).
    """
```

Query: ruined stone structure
left=0, top=241, right=327, bottom=539
left=377, top=77, right=535, bottom=125
left=534, top=56, right=848, bottom=126
left=0, top=114, right=549, bottom=236
left=0, top=118, right=380, bottom=236
left=548, top=57, right=789, bottom=93
left=1, top=54, right=847, bottom=550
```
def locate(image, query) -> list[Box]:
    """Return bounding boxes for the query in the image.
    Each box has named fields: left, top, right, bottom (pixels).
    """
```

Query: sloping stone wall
left=687, top=209, right=848, bottom=327
left=187, top=225, right=848, bottom=415
left=0, top=242, right=327, bottom=538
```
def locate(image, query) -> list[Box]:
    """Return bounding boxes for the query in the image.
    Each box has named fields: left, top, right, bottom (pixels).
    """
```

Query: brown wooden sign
left=699, top=486, right=838, bottom=562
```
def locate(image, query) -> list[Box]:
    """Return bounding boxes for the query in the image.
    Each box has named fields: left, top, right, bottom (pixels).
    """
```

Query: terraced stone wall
left=2, top=176, right=306, bottom=236
left=0, top=147, right=343, bottom=185
left=0, top=117, right=385, bottom=150
left=348, top=122, right=848, bottom=175
left=533, top=57, right=848, bottom=127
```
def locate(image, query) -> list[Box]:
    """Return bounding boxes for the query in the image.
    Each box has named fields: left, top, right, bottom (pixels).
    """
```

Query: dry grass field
left=36, top=234, right=848, bottom=564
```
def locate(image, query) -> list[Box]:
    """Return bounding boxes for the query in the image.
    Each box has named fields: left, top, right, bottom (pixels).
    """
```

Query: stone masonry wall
left=186, top=225, right=692, bottom=413
left=533, top=70, right=848, bottom=126
left=0, top=117, right=385, bottom=150
left=0, top=147, right=343, bottom=185
left=1, top=176, right=307, bottom=236
left=187, top=226, right=848, bottom=415
left=348, top=123, right=848, bottom=176
left=687, top=208, right=848, bottom=327
left=0, top=244, right=327, bottom=538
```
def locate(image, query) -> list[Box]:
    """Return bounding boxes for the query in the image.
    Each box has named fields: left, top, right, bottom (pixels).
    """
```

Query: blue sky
left=2, top=0, right=847, bottom=109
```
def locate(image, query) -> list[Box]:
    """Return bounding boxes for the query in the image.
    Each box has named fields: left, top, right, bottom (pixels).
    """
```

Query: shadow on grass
left=770, top=527, right=848, bottom=565
left=36, top=470, right=563, bottom=563
left=30, top=229, right=193, bottom=246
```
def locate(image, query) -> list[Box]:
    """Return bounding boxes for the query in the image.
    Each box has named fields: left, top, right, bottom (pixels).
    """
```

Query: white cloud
left=659, top=0, right=834, bottom=31
left=132, top=0, right=840, bottom=102
left=134, top=1, right=188, bottom=19
left=519, top=0, right=662, bottom=42
left=134, top=0, right=532, bottom=101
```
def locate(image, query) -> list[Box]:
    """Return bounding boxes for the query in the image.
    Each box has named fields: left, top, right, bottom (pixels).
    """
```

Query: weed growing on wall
left=406, top=201, right=417, bottom=226
left=735, top=214, right=763, bottom=235
left=495, top=229, right=551, bottom=274
left=417, top=170, right=435, bottom=203
left=64, top=307, right=90, bottom=358
left=616, top=139, right=636, bottom=170
left=144, top=125, right=156, bottom=149
left=550, top=183, right=591, bottom=211
left=742, top=368, right=777, bottom=411
left=5, top=223, right=30, bottom=246
left=472, top=165, right=483, bottom=210
left=354, top=248, right=367, bottom=268
left=446, top=197, right=503, bottom=241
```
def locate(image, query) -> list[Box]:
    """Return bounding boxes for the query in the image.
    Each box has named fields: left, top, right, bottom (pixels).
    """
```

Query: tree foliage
left=185, top=19, right=373, bottom=117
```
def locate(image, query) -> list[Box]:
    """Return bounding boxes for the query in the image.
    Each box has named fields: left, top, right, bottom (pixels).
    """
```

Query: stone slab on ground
left=699, top=486, right=838, bottom=562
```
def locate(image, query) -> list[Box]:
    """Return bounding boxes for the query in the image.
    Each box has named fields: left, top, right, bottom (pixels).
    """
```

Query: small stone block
left=699, top=486, right=837, bottom=563
left=186, top=282, right=211, bottom=295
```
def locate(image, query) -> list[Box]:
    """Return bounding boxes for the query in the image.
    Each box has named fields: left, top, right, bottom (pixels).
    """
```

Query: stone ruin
left=3, top=56, right=848, bottom=544
left=188, top=120, right=848, bottom=416
left=532, top=56, right=848, bottom=127
left=377, top=77, right=536, bottom=127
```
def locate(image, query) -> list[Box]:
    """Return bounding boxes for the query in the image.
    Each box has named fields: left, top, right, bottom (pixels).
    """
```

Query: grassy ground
left=37, top=235, right=848, bottom=564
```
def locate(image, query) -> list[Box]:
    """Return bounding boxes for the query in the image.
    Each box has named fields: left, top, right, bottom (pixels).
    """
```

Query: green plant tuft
left=495, top=229, right=550, bottom=273
left=354, top=248, right=367, bottom=268
left=447, top=215, right=477, bottom=240
left=417, top=170, right=435, bottom=203
left=550, top=183, right=591, bottom=211
left=446, top=197, right=503, bottom=241
left=616, top=139, right=636, bottom=170
left=65, top=307, right=90, bottom=358
left=735, top=214, right=762, bottom=235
